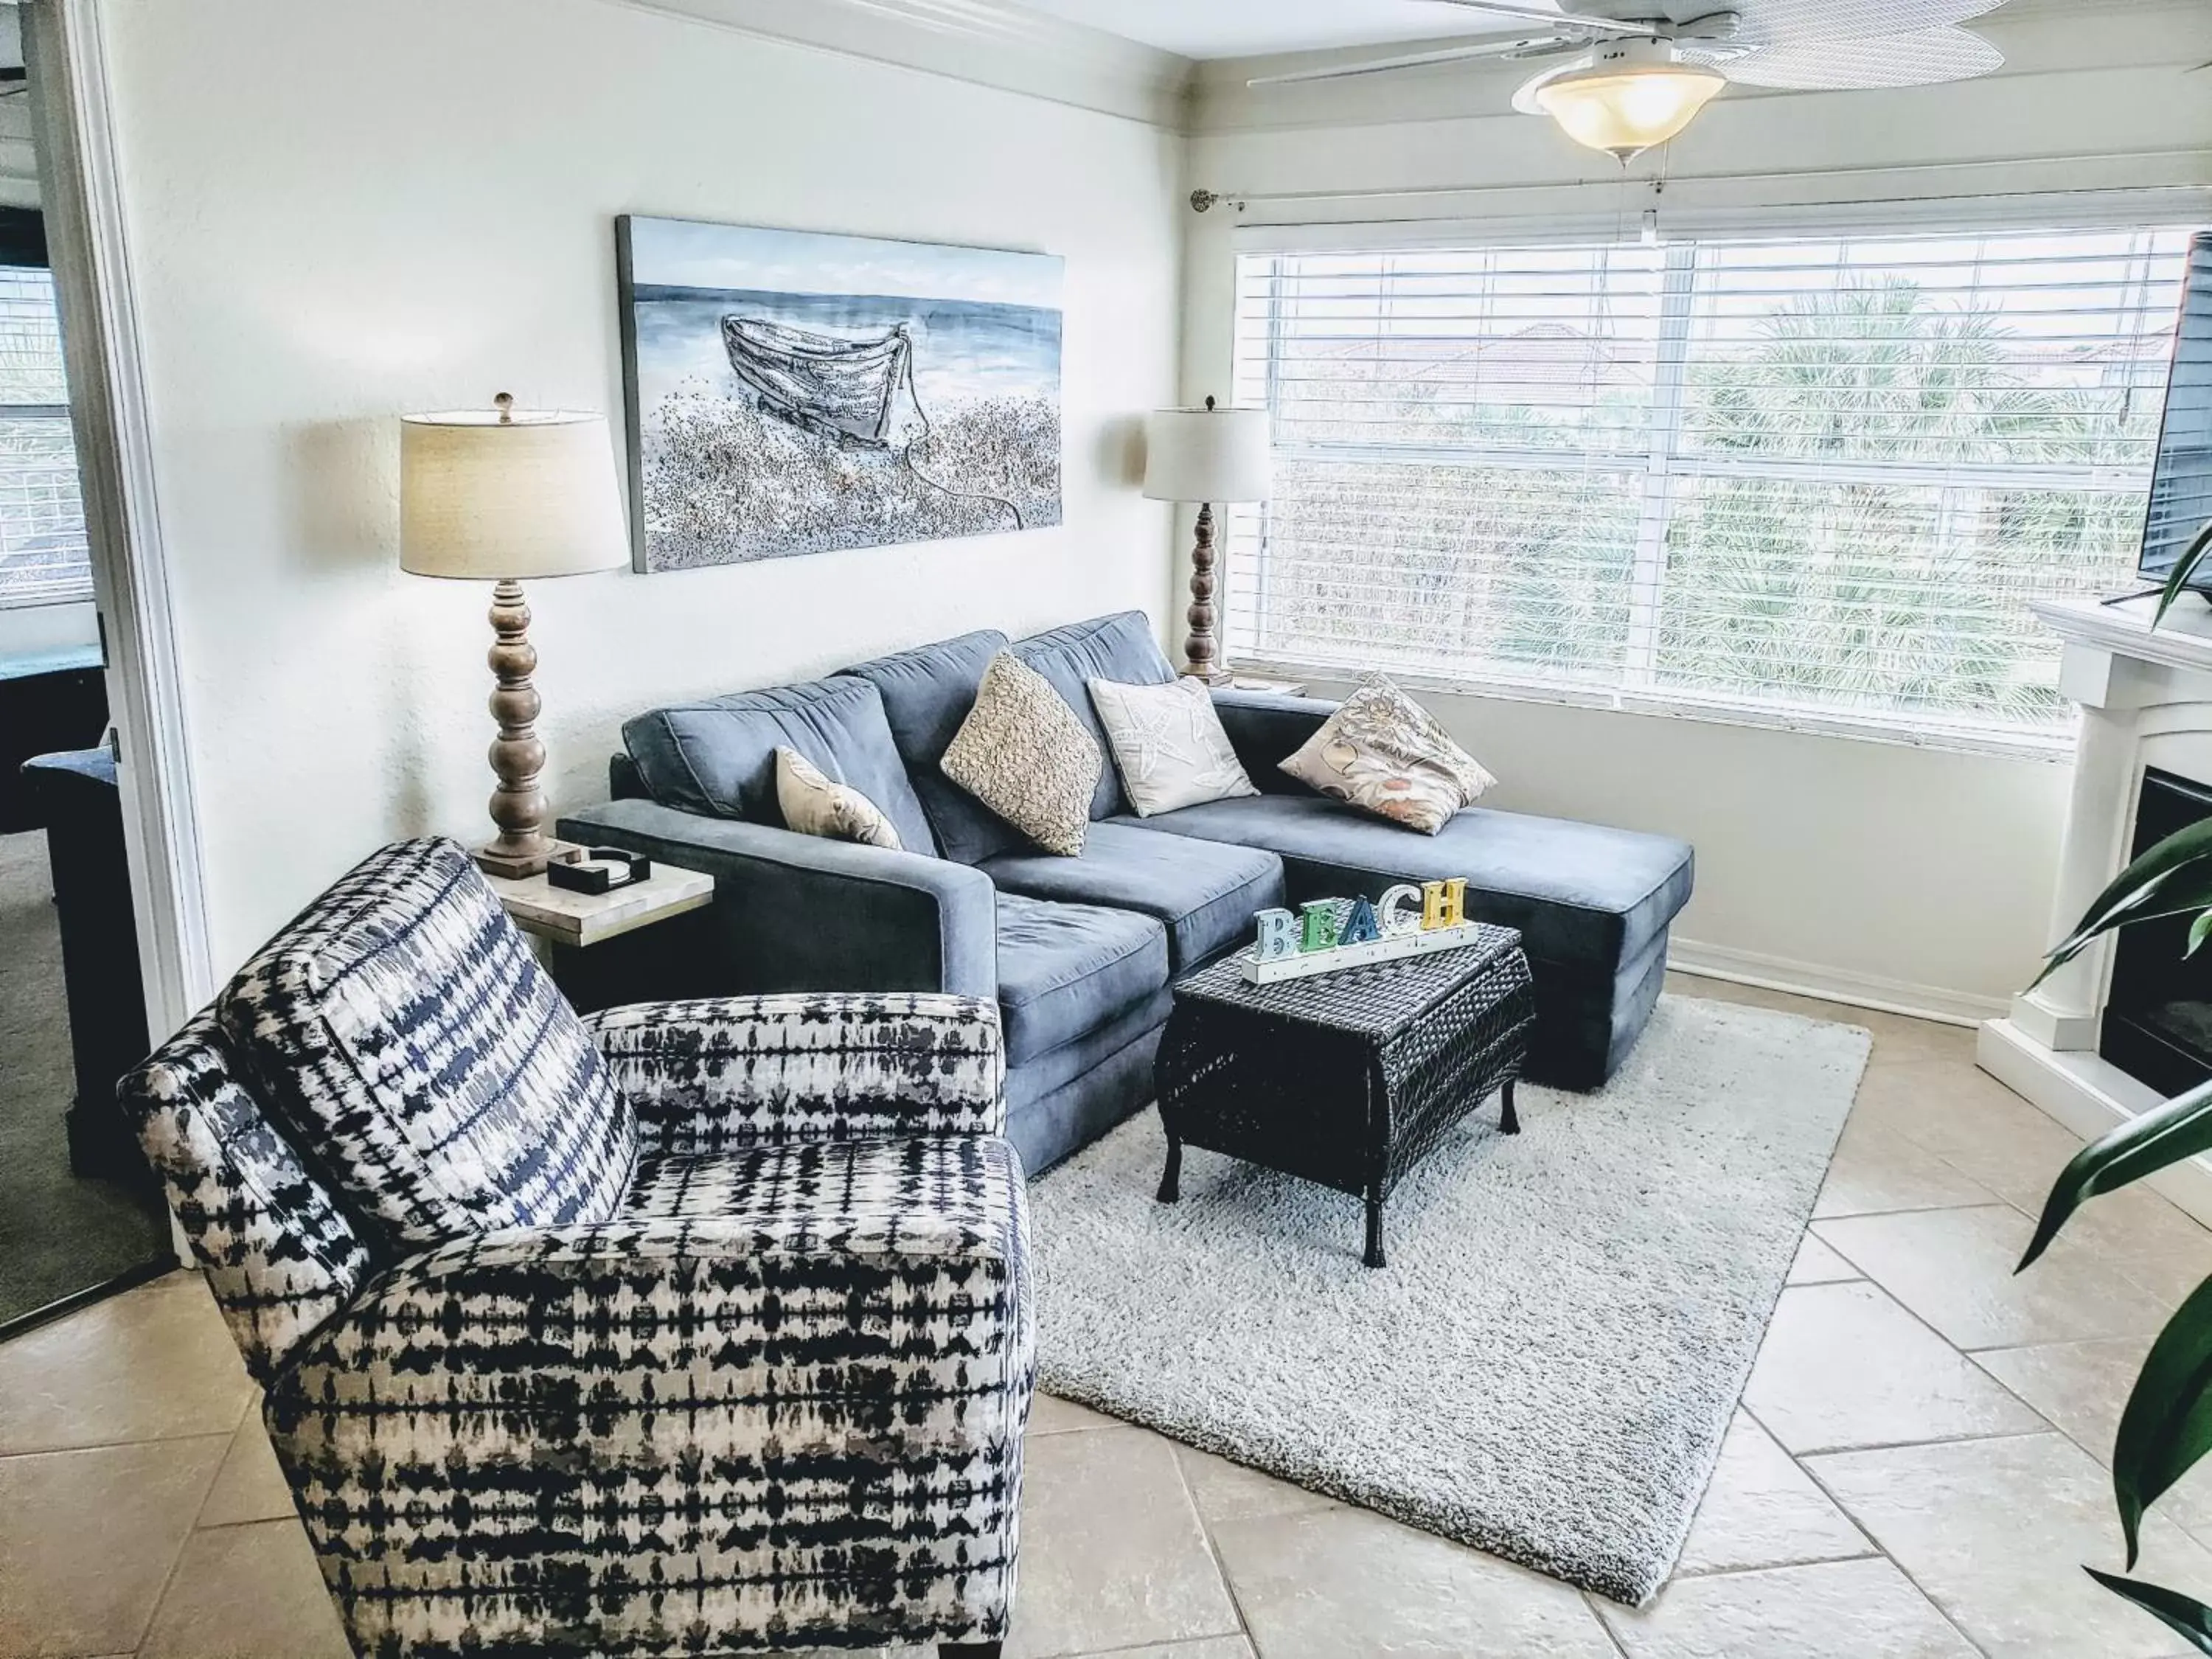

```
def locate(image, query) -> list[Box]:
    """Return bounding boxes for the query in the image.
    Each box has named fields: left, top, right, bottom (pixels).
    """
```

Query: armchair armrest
left=582, top=992, right=1006, bottom=1152
left=558, top=797, right=998, bottom=999
left=1210, top=687, right=1340, bottom=796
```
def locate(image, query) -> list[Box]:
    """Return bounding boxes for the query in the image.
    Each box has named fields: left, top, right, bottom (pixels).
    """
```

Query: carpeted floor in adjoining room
left=0, top=830, right=170, bottom=1328
left=1029, top=993, right=1871, bottom=1607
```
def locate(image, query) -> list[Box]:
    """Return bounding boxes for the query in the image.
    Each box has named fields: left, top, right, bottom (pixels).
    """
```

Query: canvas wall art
left=617, top=215, right=1065, bottom=571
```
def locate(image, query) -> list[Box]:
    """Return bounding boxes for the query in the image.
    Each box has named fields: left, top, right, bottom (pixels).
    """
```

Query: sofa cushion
left=217, top=838, right=637, bottom=1251
left=1122, top=794, right=1694, bottom=973
left=623, top=676, right=935, bottom=858
left=982, top=819, right=1284, bottom=973
left=942, top=652, right=1104, bottom=858
left=843, top=629, right=1020, bottom=866
left=995, top=893, right=1169, bottom=1065
left=1013, top=612, right=1177, bottom=821
left=774, top=746, right=904, bottom=851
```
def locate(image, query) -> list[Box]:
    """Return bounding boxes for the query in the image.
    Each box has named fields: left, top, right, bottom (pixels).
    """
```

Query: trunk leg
left=1500, top=1079, right=1520, bottom=1135
left=1157, top=1137, right=1183, bottom=1203
left=942, top=1646, right=1004, bottom=1659
left=1364, top=1189, right=1387, bottom=1270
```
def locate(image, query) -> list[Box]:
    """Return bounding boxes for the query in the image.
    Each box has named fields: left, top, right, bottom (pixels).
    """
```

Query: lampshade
left=1143, top=405, right=1273, bottom=504
left=1525, top=46, right=1725, bottom=164
left=400, top=403, right=629, bottom=580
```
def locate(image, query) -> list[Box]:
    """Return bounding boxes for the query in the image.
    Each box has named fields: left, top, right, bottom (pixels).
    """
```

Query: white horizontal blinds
left=1227, top=225, right=2192, bottom=735
left=0, top=265, right=90, bottom=611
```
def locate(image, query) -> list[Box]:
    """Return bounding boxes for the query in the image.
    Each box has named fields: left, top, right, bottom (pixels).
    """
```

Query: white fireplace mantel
left=1978, top=592, right=2212, bottom=1225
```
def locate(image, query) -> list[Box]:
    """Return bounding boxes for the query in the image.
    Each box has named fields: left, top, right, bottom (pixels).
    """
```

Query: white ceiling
left=1012, top=0, right=1554, bottom=60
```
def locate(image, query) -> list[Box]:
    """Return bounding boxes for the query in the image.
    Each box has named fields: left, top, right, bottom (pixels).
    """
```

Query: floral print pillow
left=1280, top=674, right=1497, bottom=835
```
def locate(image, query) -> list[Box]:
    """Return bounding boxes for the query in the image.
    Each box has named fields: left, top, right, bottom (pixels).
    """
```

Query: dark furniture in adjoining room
left=0, top=645, right=107, bottom=832
left=563, top=611, right=1695, bottom=1178
left=123, top=837, right=1033, bottom=1659
left=1156, top=924, right=1536, bottom=1268
left=20, top=745, right=149, bottom=1183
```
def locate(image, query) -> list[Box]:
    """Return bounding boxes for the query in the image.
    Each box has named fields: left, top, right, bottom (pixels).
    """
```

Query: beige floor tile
left=0, top=1435, right=227, bottom=1657
left=196, top=1411, right=295, bottom=1528
left=1208, top=1503, right=1618, bottom=1659
left=1808, top=1431, right=2212, bottom=1659
left=2031, top=1185, right=2212, bottom=1307
left=1787, top=1234, right=1861, bottom=1285
left=1742, top=1281, right=2045, bottom=1454
left=1812, top=1119, right=2000, bottom=1220
left=1029, top=1394, right=1118, bottom=1435
left=1676, top=1413, right=1873, bottom=1576
left=1815, top=1206, right=2173, bottom=1351
left=1604, top=1557, right=1976, bottom=1658
left=1973, top=1336, right=2212, bottom=1538
left=1173, top=1444, right=1338, bottom=1528
left=136, top=1518, right=350, bottom=1659
left=1071, top=1642, right=1255, bottom=1658
left=1849, top=1062, right=2085, bottom=1211
left=1666, top=976, right=1968, bottom=1063
left=0, top=1273, right=252, bottom=1454
left=1004, top=1426, right=1238, bottom=1659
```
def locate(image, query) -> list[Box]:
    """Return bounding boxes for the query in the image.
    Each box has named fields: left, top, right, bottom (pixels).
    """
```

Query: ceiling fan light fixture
left=1528, top=42, right=1727, bottom=163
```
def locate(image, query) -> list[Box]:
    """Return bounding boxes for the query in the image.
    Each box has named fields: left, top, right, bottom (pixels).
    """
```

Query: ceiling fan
left=1251, top=0, right=2009, bottom=163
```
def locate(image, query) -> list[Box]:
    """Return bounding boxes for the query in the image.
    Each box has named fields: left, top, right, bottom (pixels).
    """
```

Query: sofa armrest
left=558, top=797, right=998, bottom=1000
left=580, top=992, right=1006, bottom=1151
left=1211, top=687, right=1340, bottom=796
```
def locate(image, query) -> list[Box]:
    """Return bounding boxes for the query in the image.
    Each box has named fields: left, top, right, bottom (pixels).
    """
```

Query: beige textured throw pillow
left=1090, top=676, right=1259, bottom=818
left=774, top=746, right=903, bottom=850
left=1281, top=674, right=1497, bottom=836
left=941, top=652, right=1102, bottom=858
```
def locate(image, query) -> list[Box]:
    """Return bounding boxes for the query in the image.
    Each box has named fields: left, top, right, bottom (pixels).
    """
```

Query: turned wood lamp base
left=1183, top=500, right=1231, bottom=686
left=474, top=575, right=568, bottom=880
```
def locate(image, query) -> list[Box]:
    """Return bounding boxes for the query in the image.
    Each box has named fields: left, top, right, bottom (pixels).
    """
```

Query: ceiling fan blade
left=1719, top=22, right=2002, bottom=87
left=1730, top=0, right=2003, bottom=48
left=1420, top=0, right=1651, bottom=36
left=1249, top=34, right=1579, bottom=88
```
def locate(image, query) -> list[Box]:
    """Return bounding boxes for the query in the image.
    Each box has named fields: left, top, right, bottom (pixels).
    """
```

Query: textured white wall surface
left=1179, top=1, right=2212, bottom=1009
left=99, top=0, right=1185, bottom=970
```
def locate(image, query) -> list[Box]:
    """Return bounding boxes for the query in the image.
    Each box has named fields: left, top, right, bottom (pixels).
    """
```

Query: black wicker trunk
left=1155, top=925, right=1536, bottom=1268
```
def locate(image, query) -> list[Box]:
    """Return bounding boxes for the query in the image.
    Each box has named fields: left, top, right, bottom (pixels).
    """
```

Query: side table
left=484, top=859, right=714, bottom=1011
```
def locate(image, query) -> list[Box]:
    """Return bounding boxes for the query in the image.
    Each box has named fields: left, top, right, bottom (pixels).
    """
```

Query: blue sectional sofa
left=561, top=612, right=1694, bottom=1175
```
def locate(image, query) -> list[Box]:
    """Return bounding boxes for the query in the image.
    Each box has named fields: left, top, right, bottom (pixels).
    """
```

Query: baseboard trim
left=1667, top=939, right=2008, bottom=1030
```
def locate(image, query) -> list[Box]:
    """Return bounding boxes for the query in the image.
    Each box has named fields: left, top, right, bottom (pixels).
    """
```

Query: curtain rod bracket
left=1192, top=189, right=1248, bottom=215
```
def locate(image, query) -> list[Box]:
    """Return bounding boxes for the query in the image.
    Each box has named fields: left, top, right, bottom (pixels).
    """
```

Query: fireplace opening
left=2103, top=767, right=2212, bottom=1097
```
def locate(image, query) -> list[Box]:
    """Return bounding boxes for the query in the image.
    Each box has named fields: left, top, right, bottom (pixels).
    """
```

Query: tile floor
left=7, top=975, right=2212, bottom=1658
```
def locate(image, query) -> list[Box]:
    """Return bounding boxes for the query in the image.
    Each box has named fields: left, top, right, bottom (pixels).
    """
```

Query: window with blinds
left=0, top=265, right=89, bottom=611
left=1225, top=224, right=2194, bottom=742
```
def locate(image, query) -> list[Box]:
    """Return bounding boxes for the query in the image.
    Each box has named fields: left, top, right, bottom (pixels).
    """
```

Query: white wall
left=98, top=0, right=1186, bottom=972
left=1183, top=0, right=2212, bottom=1014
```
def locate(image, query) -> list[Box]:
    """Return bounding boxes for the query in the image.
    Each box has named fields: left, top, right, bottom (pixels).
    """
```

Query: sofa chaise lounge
left=563, top=613, right=1694, bottom=1176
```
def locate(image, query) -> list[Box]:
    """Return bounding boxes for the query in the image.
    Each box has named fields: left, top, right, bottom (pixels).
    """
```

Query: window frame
left=1222, top=195, right=2205, bottom=759
left=0, top=206, right=94, bottom=613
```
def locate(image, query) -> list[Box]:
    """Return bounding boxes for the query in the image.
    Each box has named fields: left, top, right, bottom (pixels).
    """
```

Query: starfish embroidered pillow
left=1089, top=676, right=1260, bottom=818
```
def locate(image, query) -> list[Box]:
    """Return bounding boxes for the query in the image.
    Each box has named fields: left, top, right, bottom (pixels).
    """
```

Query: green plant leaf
left=2033, top=829, right=2212, bottom=989
left=2084, top=1568, right=2212, bottom=1652
left=2154, top=519, right=2212, bottom=629
left=2191, top=911, right=2212, bottom=960
left=2114, top=1276, right=2212, bottom=1565
left=2020, top=1078, right=2212, bottom=1270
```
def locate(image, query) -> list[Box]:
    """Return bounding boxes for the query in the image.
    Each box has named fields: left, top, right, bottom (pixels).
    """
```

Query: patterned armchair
left=121, top=838, right=1033, bottom=1659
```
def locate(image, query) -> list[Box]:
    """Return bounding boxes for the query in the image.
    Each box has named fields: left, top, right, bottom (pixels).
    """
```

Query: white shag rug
left=1029, top=994, right=1871, bottom=1606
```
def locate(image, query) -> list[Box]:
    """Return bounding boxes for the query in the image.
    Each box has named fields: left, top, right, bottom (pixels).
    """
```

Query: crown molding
left=605, top=0, right=1194, bottom=129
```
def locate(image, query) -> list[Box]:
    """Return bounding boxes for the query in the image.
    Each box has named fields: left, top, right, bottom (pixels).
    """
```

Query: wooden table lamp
left=1143, top=397, right=1274, bottom=684
left=400, top=393, right=627, bottom=878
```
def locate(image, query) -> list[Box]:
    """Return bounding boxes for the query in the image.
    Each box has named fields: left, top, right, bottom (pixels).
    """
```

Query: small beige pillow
left=1090, top=676, right=1259, bottom=818
left=774, top=746, right=902, bottom=850
left=941, top=652, right=1102, bottom=858
left=1281, top=674, right=1496, bottom=836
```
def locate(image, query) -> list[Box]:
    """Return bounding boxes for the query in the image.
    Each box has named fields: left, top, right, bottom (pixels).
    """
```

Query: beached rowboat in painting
left=720, top=316, right=914, bottom=448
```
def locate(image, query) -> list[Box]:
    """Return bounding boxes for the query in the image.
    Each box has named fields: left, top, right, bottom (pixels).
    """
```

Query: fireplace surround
left=1979, top=591, right=2212, bottom=1225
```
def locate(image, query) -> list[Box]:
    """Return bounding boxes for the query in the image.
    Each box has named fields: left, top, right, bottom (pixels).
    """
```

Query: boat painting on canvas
left=617, top=215, right=1064, bottom=571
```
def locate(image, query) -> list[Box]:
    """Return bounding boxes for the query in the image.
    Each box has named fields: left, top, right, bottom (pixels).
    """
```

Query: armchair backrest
left=123, top=1013, right=372, bottom=1385
left=212, top=838, right=638, bottom=1253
